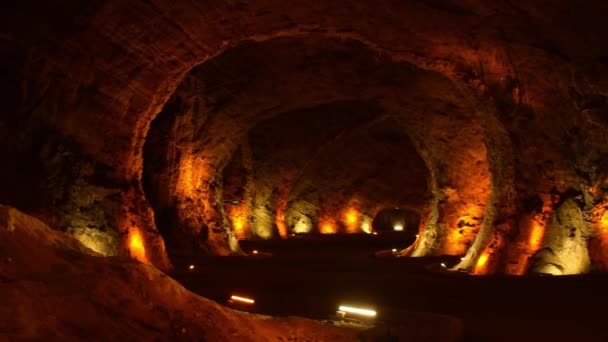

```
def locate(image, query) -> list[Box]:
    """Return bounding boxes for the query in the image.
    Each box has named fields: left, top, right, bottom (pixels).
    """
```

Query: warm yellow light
left=372, top=232, right=378, bottom=236
left=188, top=264, right=195, bottom=270
left=338, top=305, right=377, bottom=317
left=252, top=250, right=258, bottom=255
left=128, top=228, right=149, bottom=264
left=360, top=216, right=372, bottom=234
left=361, top=225, right=371, bottom=234
left=393, top=224, right=404, bottom=231
left=230, top=295, right=255, bottom=304
left=294, top=216, right=312, bottom=233
left=71, top=228, right=114, bottom=256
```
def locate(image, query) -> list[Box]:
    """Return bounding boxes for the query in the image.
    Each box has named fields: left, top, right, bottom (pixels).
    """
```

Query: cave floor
left=172, top=235, right=608, bottom=342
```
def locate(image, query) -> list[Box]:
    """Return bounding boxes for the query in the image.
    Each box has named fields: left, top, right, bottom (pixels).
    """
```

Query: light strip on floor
left=338, top=305, right=377, bottom=317
left=230, top=295, right=255, bottom=304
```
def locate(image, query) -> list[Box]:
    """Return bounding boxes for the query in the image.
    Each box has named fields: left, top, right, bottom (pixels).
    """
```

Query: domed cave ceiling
left=1, top=0, right=608, bottom=275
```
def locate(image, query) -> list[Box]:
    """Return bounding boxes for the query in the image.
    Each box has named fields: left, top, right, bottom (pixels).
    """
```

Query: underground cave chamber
left=3, top=1, right=608, bottom=340
left=136, top=36, right=608, bottom=276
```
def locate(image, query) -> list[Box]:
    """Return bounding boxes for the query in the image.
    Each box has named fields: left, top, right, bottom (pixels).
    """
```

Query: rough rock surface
left=0, top=205, right=359, bottom=341
left=2, top=1, right=608, bottom=273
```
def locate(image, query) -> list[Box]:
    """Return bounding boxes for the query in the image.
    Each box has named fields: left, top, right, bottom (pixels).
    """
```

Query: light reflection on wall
left=505, top=195, right=552, bottom=275
left=293, top=216, right=312, bottom=233
left=176, top=154, right=205, bottom=197
left=589, top=206, right=608, bottom=272
left=528, top=219, right=545, bottom=251
left=70, top=227, right=118, bottom=256
left=232, top=215, right=247, bottom=239
left=601, top=211, right=608, bottom=231
left=343, top=207, right=360, bottom=233
left=319, top=219, right=337, bottom=234
left=274, top=190, right=290, bottom=238
left=252, top=206, right=273, bottom=239
left=360, top=215, right=372, bottom=234
left=128, top=228, right=149, bottom=264
left=445, top=205, right=484, bottom=255
left=473, top=252, right=489, bottom=275
left=228, top=204, right=249, bottom=239
left=275, top=215, right=289, bottom=238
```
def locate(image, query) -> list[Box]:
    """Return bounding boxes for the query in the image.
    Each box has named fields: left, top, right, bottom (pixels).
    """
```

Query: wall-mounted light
left=338, top=305, right=377, bottom=317
left=230, top=295, right=255, bottom=304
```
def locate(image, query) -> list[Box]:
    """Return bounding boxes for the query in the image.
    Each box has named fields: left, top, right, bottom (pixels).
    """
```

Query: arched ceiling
left=1, top=0, right=608, bottom=274
left=142, top=36, right=488, bottom=262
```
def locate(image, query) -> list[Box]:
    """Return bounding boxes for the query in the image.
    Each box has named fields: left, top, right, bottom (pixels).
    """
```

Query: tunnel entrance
left=372, top=207, right=421, bottom=233
left=141, top=37, right=438, bottom=262
left=371, top=207, right=420, bottom=244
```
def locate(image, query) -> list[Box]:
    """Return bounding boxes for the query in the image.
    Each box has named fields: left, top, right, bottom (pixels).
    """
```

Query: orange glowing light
left=343, top=208, right=360, bottom=233
left=320, top=222, right=337, bottom=234
left=445, top=205, right=485, bottom=255
left=528, top=220, right=545, bottom=251
left=188, top=265, right=195, bottom=270
left=128, top=228, right=149, bottom=264
left=232, top=216, right=246, bottom=237
left=228, top=203, right=250, bottom=239
left=445, top=226, right=466, bottom=255
left=601, top=211, right=608, bottom=231
left=275, top=217, right=288, bottom=238
left=274, top=192, right=290, bottom=238
left=474, top=253, right=489, bottom=274
left=344, top=208, right=357, bottom=224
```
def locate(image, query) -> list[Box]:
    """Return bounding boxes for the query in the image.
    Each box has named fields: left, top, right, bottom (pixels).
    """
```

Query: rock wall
left=0, top=205, right=359, bottom=341
left=1, top=0, right=608, bottom=273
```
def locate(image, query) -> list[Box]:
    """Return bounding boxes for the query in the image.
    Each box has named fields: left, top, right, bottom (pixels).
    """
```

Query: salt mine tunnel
left=2, top=1, right=608, bottom=341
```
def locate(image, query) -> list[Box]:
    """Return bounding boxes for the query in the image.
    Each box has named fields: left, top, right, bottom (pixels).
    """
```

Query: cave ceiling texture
left=2, top=0, right=608, bottom=278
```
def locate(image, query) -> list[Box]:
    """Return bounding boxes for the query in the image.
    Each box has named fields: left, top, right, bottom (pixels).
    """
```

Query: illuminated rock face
left=0, top=205, right=358, bottom=341
left=528, top=198, right=591, bottom=275
left=1, top=1, right=608, bottom=273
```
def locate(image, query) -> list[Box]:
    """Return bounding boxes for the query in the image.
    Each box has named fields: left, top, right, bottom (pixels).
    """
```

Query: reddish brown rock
left=1, top=0, right=608, bottom=273
left=0, top=205, right=359, bottom=341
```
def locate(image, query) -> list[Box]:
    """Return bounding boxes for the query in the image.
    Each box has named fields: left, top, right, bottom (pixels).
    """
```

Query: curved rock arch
left=3, top=1, right=607, bottom=273
left=143, top=36, right=492, bottom=266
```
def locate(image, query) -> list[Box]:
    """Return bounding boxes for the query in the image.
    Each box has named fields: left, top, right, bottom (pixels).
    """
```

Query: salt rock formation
left=0, top=205, right=358, bottom=341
